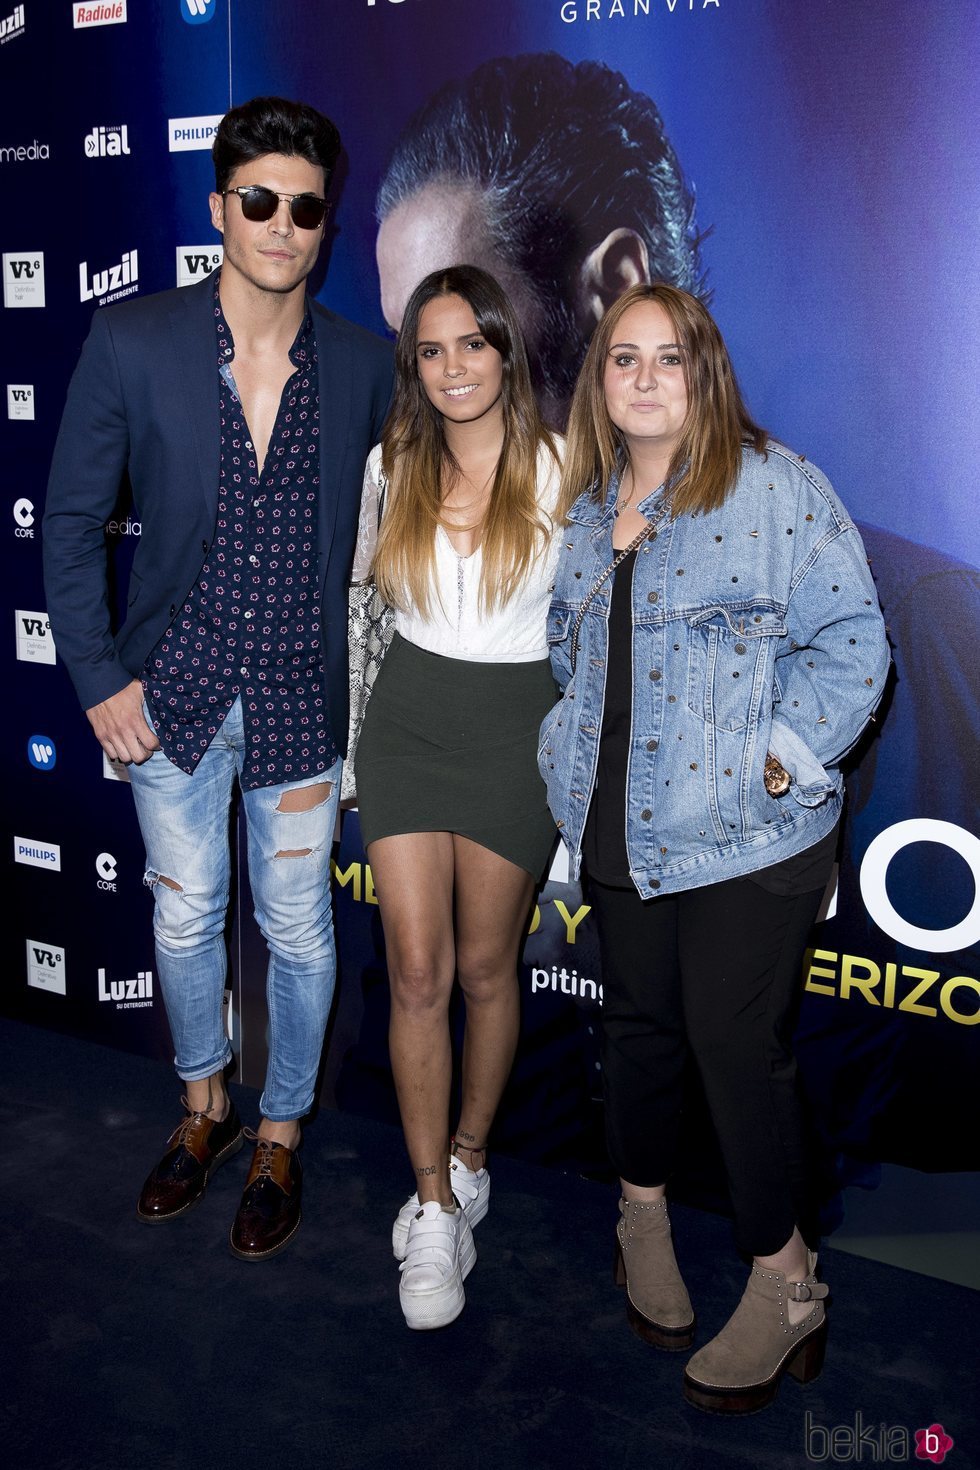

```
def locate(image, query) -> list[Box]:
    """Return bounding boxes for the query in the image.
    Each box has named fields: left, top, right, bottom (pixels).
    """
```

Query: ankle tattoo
left=415, top=1164, right=439, bottom=1177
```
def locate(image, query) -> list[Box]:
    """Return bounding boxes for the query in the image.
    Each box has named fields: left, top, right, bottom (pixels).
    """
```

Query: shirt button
left=649, top=669, right=662, bottom=681
left=647, top=739, right=659, bottom=751
left=240, top=667, right=248, bottom=677
left=640, top=808, right=652, bottom=821
left=648, top=878, right=661, bottom=889
left=647, top=591, right=658, bottom=603
left=244, top=610, right=254, bottom=620
left=249, top=555, right=260, bottom=566
left=735, top=642, right=747, bottom=654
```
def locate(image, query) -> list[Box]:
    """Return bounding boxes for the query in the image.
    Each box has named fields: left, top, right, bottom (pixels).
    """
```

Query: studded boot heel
left=682, top=1250, right=828, bottom=1414
left=613, top=1197, right=696, bottom=1351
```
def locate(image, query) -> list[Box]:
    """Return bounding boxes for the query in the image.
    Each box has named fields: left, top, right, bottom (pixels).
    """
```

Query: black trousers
left=588, top=871, right=826, bottom=1257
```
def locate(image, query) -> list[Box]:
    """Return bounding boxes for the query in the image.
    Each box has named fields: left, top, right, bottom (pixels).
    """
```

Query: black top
left=582, top=549, right=838, bottom=894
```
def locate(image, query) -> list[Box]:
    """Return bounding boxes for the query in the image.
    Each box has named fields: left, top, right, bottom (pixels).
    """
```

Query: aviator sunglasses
left=222, top=184, right=328, bottom=231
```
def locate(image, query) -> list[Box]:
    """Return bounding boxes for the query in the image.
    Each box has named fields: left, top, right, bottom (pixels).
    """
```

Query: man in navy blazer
left=43, top=97, right=393, bottom=1259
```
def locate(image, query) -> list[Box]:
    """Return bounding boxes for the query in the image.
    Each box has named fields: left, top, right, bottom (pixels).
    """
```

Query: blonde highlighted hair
left=559, top=283, right=767, bottom=522
left=374, top=265, right=557, bottom=617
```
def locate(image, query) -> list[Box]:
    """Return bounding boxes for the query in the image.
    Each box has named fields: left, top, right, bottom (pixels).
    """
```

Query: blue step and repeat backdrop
left=3, top=1, right=978, bottom=1216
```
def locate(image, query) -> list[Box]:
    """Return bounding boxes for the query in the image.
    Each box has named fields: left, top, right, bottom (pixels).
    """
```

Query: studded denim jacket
left=539, top=442, right=890, bottom=896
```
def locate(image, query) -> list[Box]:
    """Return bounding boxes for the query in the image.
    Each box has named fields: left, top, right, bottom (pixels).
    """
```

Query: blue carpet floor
left=2, top=1019, right=976, bottom=1470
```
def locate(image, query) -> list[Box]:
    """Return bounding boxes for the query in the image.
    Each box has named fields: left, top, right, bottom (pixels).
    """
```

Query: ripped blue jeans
left=128, top=698, right=341, bottom=1121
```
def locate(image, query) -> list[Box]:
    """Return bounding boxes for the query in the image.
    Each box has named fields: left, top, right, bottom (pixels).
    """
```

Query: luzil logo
left=98, top=968, right=154, bottom=1003
left=28, top=735, right=57, bottom=770
left=0, top=5, right=25, bottom=42
left=79, top=249, right=138, bottom=303
left=84, top=125, right=131, bottom=158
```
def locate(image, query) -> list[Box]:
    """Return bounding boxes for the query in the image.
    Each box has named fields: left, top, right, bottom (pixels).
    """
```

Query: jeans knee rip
left=144, top=868, right=184, bottom=894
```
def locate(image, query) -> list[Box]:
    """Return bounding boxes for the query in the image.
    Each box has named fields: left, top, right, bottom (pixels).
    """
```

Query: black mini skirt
left=355, top=633, right=559, bottom=878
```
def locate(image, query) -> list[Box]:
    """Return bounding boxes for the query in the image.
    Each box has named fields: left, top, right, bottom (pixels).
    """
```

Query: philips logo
left=73, top=2, right=127, bottom=28
left=79, top=248, right=138, bottom=306
left=14, top=496, right=35, bottom=537
left=0, top=5, right=25, bottom=44
left=28, top=735, right=57, bottom=771
left=96, top=851, right=118, bottom=890
left=14, top=837, right=61, bottom=871
left=168, top=115, right=222, bottom=153
left=180, top=0, right=217, bottom=24
left=3, top=252, right=45, bottom=308
left=8, top=384, right=34, bottom=420
left=16, top=609, right=56, bottom=664
left=177, top=245, right=222, bottom=288
left=84, top=124, right=130, bottom=158
left=98, top=967, right=154, bottom=1008
left=27, top=940, right=67, bottom=995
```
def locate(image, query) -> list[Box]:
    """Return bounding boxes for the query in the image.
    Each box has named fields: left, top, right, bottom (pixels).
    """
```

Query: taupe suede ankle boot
left=683, top=1249, right=828, bottom=1413
left=613, top=1197, right=695, bottom=1351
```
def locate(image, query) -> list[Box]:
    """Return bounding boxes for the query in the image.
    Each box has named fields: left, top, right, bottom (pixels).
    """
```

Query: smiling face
left=415, top=292, right=504, bottom=428
left=209, top=152, right=325, bottom=298
left=602, top=299, right=688, bottom=457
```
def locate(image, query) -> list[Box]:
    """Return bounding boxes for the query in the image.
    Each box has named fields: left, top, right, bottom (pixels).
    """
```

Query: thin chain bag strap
left=568, top=498, right=671, bottom=677
left=342, top=470, right=396, bottom=802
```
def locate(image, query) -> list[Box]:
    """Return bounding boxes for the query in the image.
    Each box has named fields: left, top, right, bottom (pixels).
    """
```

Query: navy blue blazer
left=43, top=274, right=393, bottom=752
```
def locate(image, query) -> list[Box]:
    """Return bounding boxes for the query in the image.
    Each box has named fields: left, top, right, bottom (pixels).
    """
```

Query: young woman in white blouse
left=354, top=265, right=562, bottom=1329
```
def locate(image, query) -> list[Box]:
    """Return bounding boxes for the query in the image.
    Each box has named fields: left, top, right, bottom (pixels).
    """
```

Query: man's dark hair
left=377, top=53, right=707, bottom=410
left=213, top=95, right=341, bottom=194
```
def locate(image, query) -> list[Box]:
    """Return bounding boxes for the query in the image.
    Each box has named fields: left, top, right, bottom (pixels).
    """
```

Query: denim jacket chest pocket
left=686, top=604, right=787, bottom=732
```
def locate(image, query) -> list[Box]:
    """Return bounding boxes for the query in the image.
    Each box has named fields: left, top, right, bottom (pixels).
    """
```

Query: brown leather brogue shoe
left=229, top=1133, right=302, bottom=1261
left=136, top=1099, right=244, bottom=1223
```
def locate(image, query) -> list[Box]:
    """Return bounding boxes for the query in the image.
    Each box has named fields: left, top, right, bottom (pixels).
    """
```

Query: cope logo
left=180, top=0, right=216, bottom=24
left=98, top=966, right=153, bottom=1008
left=79, top=247, right=138, bottom=306
left=73, top=1, right=127, bottom=28
left=95, top=851, right=117, bottom=891
left=3, top=252, right=45, bottom=308
left=84, top=124, right=130, bottom=158
left=168, top=114, right=222, bottom=152
left=177, top=245, right=222, bottom=288
left=13, top=496, right=35, bottom=537
left=8, top=384, right=34, bottom=420
left=16, top=609, right=56, bottom=664
left=27, top=734, right=57, bottom=771
left=0, top=4, right=25, bottom=44
left=27, top=940, right=67, bottom=996
left=14, top=836, right=61, bottom=871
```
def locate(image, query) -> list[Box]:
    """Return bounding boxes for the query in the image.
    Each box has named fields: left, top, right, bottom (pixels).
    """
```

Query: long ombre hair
left=374, top=265, right=557, bottom=617
left=559, top=283, right=767, bottom=521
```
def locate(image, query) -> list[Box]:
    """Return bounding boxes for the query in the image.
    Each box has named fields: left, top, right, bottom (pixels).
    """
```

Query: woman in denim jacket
left=541, top=285, right=889, bottom=1413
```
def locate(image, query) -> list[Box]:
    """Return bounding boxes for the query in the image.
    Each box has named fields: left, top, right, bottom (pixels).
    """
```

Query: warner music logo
left=27, top=940, right=67, bottom=996
left=0, top=140, right=49, bottom=162
left=3, top=252, right=45, bottom=308
left=14, top=836, right=61, bottom=872
left=13, top=496, right=35, bottom=537
left=0, top=4, right=25, bottom=44
left=98, top=966, right=153, bottom=1008
left=16, top=608, right=56, bottom=664
left=84, top=124, right=130, bottom=158
left=177, top=245, right=222, bottom=288
left=8, top=384, right=34, bottom=420
left=79, top=248, right=138, bottom=306
left=181, top=0, right=217, bottom=23
left=168, top=114, right=222, bottom=153
left=73, top=1, right=126, bottom=28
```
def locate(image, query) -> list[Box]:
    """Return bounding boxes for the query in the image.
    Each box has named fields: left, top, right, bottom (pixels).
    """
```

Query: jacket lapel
left=168, top=276, right=221, bottom=522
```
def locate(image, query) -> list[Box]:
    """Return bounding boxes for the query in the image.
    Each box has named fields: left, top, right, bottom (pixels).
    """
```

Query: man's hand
left=86, top=680, right=161, bottom=764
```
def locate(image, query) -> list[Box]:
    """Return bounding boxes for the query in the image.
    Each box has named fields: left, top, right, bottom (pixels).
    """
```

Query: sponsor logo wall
left=1, top=3, right=976, bottom=1234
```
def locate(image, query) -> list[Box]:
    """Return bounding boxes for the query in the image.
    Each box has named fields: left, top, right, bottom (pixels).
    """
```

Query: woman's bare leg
left=368, top=831, right=457, bottom=1206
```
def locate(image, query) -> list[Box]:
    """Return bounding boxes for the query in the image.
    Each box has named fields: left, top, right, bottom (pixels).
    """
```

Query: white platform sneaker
left=391, top=1154, right=490, bottom=1261
left=398, top=1199, right=477, bottom=1330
